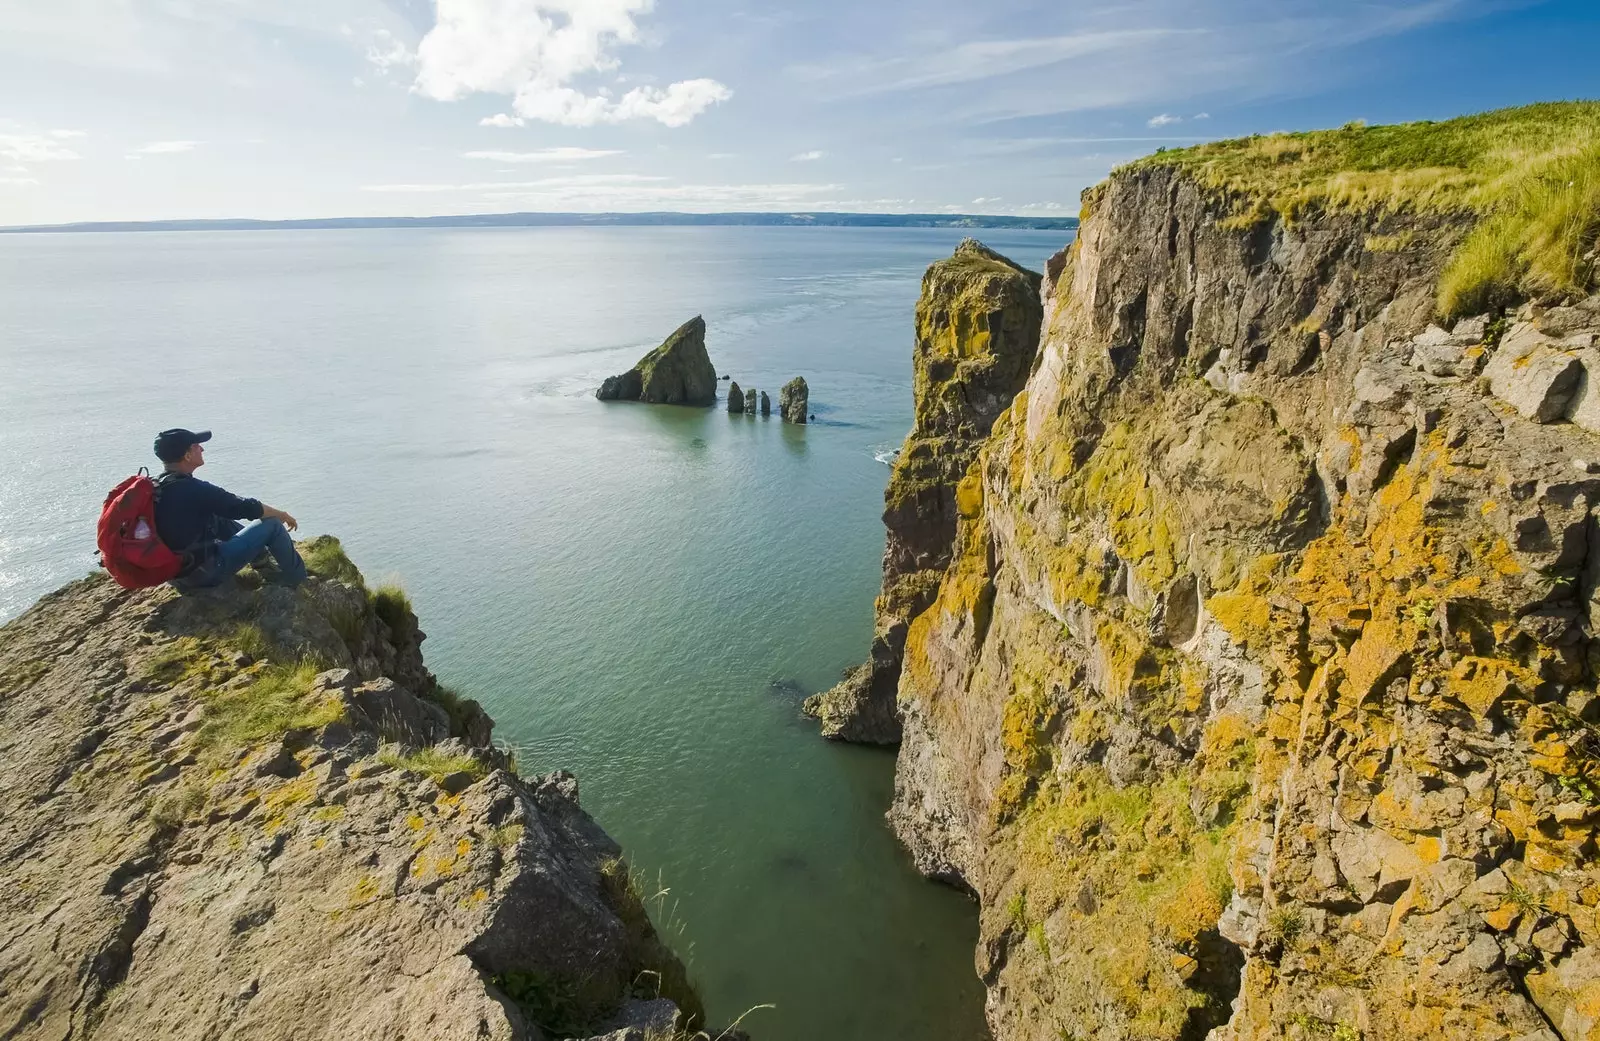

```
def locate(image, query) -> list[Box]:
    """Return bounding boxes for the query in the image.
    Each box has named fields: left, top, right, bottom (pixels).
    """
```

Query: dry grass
left=377, top=743, right=487, bottom=786
left=1129, top=101, right=1600, bottom=220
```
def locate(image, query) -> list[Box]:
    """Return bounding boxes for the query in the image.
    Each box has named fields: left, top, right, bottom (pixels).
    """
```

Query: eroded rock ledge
left=804, top=239, right=1042, bottom=743
left=0, top=538, right=702, bottom=1041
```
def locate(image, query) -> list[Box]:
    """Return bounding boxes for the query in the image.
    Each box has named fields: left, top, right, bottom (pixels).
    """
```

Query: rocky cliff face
left=0, top=540, right=700, bottom=1041
left=885, top=155, right=1600, bottom=1039
left=805, top=240, right=1042, bottom=743
left=598, top=316, right=717, bottom=407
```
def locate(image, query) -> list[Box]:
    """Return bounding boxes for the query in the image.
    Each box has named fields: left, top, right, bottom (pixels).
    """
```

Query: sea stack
left=596, top=316, right=717, bottom=406
left=759, top=391, right=771, bottom=416
left=778, top=377, right=809, bottom=424
left=727, top=380, right=744, bottom=413
left=744, top=388, right=757, bottom=414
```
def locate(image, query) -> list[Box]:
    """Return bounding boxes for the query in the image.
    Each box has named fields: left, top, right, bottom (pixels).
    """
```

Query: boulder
left=727, top=380, right=744, bottom=414
left=596, top=316, right=717, bottom=406
left=760, top=391, right=771, bottom=416
left=779, top=377, right=809, bottom=424
left=1483, top=323, right=1583, bottom=422
left=744, top=387, right=757, bottom=414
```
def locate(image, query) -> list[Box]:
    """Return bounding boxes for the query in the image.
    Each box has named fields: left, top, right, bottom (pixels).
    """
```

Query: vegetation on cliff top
left=1126, top=101, right=1600, bottom=318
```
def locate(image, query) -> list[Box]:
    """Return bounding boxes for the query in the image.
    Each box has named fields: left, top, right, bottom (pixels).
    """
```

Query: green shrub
left=369, top=582, right=413, bottom=632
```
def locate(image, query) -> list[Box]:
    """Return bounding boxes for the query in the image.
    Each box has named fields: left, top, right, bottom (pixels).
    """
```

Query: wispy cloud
left=790, top=150, right=826, bottom=162
left=463, top=147, right=624, bottom=163
left=413, top=0, right=732, bottom=128
left=366, top=28, right=415, bottom=73
left=128, top=140, right=197, bottom=155
left=1147, top=113, right=1182, bottom=127
left=479, top=113, right=523, bottom=128
left=363, top=174, right=668, bottom=192
left=361, top=175, right=841, bottom=211
left=0, top=132, right=81, bottom=164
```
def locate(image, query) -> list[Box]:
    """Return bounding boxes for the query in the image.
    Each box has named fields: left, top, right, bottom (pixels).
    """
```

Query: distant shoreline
left=0, top=211, right=1080, bottom=235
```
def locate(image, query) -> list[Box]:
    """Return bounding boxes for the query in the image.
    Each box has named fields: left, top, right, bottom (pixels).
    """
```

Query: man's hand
left=264, top=506, right=299, bottom=532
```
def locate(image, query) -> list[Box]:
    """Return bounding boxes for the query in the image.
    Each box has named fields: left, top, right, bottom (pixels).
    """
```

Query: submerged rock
left=778, top=377, right=809, bottom=424
left=596, top=316, right=717, bottom=406
left=0, top=537, right=706, bottom=1040
left=727, top=380, right=744, bottom=413
left=760, top=391, right=771, bottom=416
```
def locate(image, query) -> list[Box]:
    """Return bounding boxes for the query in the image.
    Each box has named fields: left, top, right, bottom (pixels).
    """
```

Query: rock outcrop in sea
left=744, top=387, right=757, bottom=414
left=727, top=380, right=744, bottom=414
left=778, top=378, right=810, bottom=425
left=831, top=104, right=1600, bottom=1040
left=759, top=391, right=771, bottom=417
left=597, top=316, right=717, bottom=406
left=804, top=241, right=1041, bottom=742
left=0, top=538, right=704, bottom=1041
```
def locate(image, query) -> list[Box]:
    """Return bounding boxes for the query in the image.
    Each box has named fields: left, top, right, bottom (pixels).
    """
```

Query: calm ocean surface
left=0, top=225, right=1069, bottom=1040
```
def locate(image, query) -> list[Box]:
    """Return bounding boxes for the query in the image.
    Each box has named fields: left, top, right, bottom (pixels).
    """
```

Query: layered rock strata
left=887, top=158, right=1600, bottom=1040
left=805, top=240, right=1042, bottom=743
left=597, top=316, right=717, bottom=406
left=0, top=539, right=701, bottom=1041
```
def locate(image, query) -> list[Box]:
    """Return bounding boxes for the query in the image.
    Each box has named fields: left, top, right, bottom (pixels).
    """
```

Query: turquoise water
left=0, top=225, right=1069, bottom=1040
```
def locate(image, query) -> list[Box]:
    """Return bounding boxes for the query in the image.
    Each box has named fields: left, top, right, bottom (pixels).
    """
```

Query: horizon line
left=0, top=209, right=1082, bottom=234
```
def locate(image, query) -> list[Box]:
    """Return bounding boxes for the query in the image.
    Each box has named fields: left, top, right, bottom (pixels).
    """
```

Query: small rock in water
left=760, top=391, right=771, bottom=416
left=727, top=380, right=744, bottom=414
left=768, top=678, right=807, bottom=699
left=744, top=387, right=757, bottom=414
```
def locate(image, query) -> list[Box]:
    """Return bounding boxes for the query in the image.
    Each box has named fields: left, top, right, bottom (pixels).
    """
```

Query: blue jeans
left=181, top=517, right=307, bottom=589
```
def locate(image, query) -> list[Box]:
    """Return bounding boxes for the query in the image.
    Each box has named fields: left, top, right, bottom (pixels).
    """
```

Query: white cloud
left=48, top=129, right=86, bottom=139
left=1193, top=112, right=1211, bottom=120
left=360, top=175, right=840, bottom=211
left=0, top=176, right=40, bottom=185
left=366, top=28, right=416, bottom=73
left=790, top=150, right=825, bottom=162
left=463, top=147, right=623, bottom=162
left=413, top=0, right=731, bottom=127
left=971, top=196, right=1001, bottom=204
left=1147, top=113, right=1182, bottom=127
left=480, top=113, right=524, bottom=127
left=363, top=173, right=666, bottom=192
left=0, top=133, right=81, bottom=164
left=129, top=140, right=198, bottom=155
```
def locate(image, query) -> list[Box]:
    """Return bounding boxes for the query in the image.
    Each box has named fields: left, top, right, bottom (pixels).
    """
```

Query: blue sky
left=1, top=0, right=1596, bottom=224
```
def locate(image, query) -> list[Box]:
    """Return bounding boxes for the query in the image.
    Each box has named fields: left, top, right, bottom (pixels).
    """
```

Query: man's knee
left=259, top=516, right=287, bottom=537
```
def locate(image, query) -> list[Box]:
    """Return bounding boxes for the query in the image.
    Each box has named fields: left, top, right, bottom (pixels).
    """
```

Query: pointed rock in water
left=727, top=380, right=744, bottom=413
left=779, top=376, right=809, bottom=424
left=760, top=391, right=771, bottom=416
left=596, top=316, right=717, bottom=406
left=744, top=388, right=757, bottom=414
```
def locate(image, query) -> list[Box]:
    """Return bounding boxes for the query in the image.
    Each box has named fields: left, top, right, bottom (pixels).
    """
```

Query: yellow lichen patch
left=1445, top=656, right=1535, bottom=717
left=310, top=805, right=344, bottom=823
left=1068, top=422, right=1182, bottom=589
left=349, top=874, right=381, bottom=904
left=955, top=472, right=985, bottom=519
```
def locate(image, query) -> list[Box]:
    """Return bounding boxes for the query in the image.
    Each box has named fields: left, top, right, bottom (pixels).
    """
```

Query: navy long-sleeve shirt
left=153, top=472, right=264, bottom=553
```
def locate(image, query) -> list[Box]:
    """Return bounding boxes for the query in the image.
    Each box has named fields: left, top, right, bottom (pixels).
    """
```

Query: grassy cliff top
left=1126, top=101, right=1600, bottom=219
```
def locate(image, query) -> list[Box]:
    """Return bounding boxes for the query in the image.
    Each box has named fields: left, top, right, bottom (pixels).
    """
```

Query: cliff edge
left=805, top=239, right=1042, bottom=742
left=0, top=539, right=702, bottom=1041
left=885, top=102, right=1600, bottom=1040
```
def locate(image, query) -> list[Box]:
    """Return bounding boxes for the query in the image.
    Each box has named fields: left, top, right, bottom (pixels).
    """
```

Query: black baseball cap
left=153, top=428, right=211, bottom=463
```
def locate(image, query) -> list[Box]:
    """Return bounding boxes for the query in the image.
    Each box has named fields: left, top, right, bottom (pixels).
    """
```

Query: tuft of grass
left=230, top=622, right=273, bottom=662
left=377, top=744, right=487, bottom=787
left=599, top=857, right=708, bottom=1031
left=299, top=535, right=366, bottom=587
left=325, top=602, right=366, bottom=649
left=1127, top=101, right=1600, bottom=221
left=1439, top=143, right=1600, bottom=317
left=1265, top=904, right=1306, bottom=949
left=369, top=582, right=413, bottom=633
left=195, top=660, right=343, bottom=751
left=140, top=637, right=209, bottom=685
left=1364, top=231, right=1416, bottom=253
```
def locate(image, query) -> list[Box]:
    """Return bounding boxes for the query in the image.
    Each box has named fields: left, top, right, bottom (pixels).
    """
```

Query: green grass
left=369, top=582, right=413, bottom=632
left=1128, top=101, right=1600, bottom=221
left=377, top=744, right=487, bottom=787
left=1439, top=143, right=1600, bottom=316
left=195, top=660, right=343, bottom=751
left=299, top=535, right=365, bottom=586
left=599, top=857, right=708, bottom=1031
left=230, top=622, right=273, bottom=661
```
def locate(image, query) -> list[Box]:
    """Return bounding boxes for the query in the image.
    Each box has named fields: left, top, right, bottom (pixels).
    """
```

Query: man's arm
left=262, top=505, right=298, bottom=531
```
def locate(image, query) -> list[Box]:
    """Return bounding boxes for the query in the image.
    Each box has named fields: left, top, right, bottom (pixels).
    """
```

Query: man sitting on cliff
left=152, top=428, right=307, bottom=591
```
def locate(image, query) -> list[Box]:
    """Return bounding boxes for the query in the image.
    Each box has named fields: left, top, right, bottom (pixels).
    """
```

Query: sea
left=0, top=224, right=1071, bottom=1041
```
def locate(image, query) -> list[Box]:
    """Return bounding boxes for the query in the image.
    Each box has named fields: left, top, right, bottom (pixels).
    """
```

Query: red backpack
left=97, top=470, right=185, bottom=589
